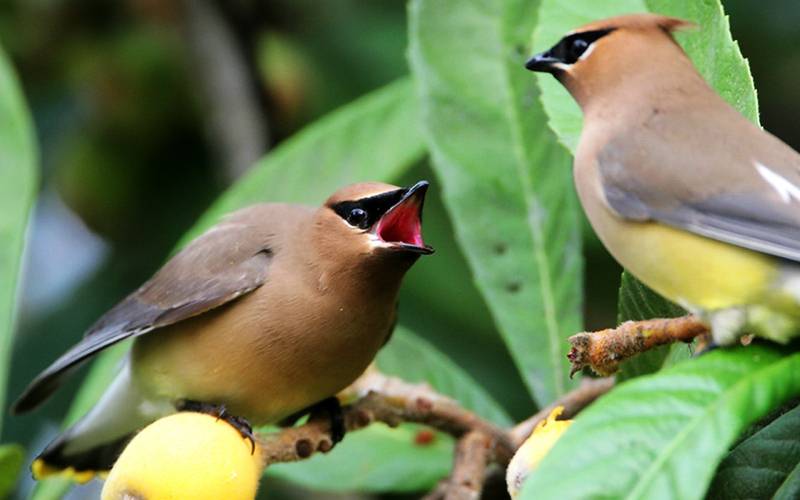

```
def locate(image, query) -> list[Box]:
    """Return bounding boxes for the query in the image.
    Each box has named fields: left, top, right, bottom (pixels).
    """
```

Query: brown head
left=308, top=181, right=433, bottom=288
left=525, top=14, right=700, bottom=113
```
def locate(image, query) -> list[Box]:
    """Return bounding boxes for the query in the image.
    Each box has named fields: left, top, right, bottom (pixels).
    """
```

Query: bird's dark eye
left=569, top=38, right=590, bottom=61
left=549, top=29, right=614, bottom=65
left=347, top=208, right=369, bottom=229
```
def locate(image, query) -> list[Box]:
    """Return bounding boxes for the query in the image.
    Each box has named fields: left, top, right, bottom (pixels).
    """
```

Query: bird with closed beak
left=13, top=180, right=433, bottom=480
left=526, top=13, right=800, bottom=346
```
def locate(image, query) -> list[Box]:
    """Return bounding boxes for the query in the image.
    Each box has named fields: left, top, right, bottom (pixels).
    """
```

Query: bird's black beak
left=525, top=51, right=562, bottom=73
left=374, top=181, right=434, bottom=255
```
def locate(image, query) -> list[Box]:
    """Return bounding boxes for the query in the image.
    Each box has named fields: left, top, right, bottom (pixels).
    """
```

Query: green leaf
left=409, top=0, right=581, bottom=405
left=268, top=423, right=453, bottom=493
left=0, top=45, right=38, bottom=434
left=36, top=78, right=428, bottom=499
left=708, top=404, right=800, bottom=500
left=378, top=326, right=512, bottom=426
left=0, top=443, right=24, bottom=499
left=521, top=345, right=800, bottom=500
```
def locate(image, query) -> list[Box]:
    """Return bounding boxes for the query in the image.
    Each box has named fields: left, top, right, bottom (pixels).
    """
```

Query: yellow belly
left=596, top=218, right=778, bottom=311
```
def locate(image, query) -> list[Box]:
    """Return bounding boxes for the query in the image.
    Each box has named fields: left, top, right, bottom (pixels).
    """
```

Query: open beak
left=373, top=181, right=434, bottom=255
left=525, top=51, right=562, bottom=73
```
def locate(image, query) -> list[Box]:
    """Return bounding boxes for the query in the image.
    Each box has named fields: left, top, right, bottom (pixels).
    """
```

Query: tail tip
left=32, top=458, right=102, bottom=484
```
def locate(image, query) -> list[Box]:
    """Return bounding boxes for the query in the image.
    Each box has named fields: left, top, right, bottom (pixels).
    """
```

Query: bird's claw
left=312, top=397, right=346, bottom=445
left=177, top=400, right=257, bottom=454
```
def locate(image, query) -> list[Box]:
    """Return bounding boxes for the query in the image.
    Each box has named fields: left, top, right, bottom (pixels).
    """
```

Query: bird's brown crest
left=572, top=13, right=696, bottom=35
left=324, top=182, right=399, bottom=207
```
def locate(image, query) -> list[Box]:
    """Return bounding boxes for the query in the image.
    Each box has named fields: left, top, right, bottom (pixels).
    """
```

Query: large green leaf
left=409, top=0, right=582, bottom=405
left=0, top=45, right=38, bottom=435
left=269, top=327, right=509, bottom=492
left=34, top=78, right=428, bottom=499
left=708, top=404, right=800, bottom=500
left=521, top=346, right=800, bottom=500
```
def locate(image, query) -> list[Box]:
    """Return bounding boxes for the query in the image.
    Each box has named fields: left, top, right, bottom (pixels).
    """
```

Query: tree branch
left=180, top=0, right=268, bottom=181
left=252, top=369, right=614, bottom=499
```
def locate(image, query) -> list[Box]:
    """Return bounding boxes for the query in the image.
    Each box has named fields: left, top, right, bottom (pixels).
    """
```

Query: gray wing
left=13, top=206, right=278, bottom=413
left=597, top=104, right=800, bottom=263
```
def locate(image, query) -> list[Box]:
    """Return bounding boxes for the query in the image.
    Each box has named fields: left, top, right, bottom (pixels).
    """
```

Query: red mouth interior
left=376, top=202, right=425, bottom=247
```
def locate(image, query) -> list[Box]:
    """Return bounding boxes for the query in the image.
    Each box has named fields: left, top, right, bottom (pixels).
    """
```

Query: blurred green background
left=0, top=0, right=797, bottom=498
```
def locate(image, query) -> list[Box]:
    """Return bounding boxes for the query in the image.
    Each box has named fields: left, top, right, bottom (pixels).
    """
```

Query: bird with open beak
left=526, top=13, right=800, bottom=346
left=13, top=180, right=433, bottom=480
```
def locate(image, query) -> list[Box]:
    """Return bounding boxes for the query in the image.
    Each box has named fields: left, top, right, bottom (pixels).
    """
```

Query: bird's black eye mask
left=525, top=28, right=615, bottom=72
left=331, top=189, right=406, bottom=230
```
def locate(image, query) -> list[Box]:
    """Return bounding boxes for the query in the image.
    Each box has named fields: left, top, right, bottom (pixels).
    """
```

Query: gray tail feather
left=36, top=432, right=133, bottom=473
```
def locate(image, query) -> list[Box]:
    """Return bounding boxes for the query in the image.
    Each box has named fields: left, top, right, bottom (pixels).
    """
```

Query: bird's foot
left=177, top=400, right=257, bottom=453
left=309, top=397, right=346, bottom=445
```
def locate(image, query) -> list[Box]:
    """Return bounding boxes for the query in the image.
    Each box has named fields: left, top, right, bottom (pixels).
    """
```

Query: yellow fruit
left=506, top=406, right=572, bottom=498
left=102, top=412, right=263, bottom=500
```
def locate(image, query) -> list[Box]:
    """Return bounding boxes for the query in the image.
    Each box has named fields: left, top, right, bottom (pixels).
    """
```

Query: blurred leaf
left=378, top=327, right=512, bottom=426
left=267, top=423, right=453, bottom=493
left=0, top=44, right=38, bottom=434
left=521, top=345, right=800, bottom=500
left=180, top=77, right=425, bottom=245
left=0, top=443, right=24, bottom=499
left=37, top=78, right=429, bottom=498
left=409, top=0, right=581, bottom=405
left=708, top=404, right=800, bottom=500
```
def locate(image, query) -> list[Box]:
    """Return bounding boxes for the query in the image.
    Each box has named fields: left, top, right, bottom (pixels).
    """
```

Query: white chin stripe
left=755, top=162, right=800, bottom=203
left=554, top=62, right=571, bottom=72
left=578, top=42, right=597, bottom=61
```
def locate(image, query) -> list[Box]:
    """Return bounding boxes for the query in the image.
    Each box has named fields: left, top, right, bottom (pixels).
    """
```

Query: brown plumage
left=14, top=180, right=432, bottom=476
left=527, top=14, right=800, bottom=344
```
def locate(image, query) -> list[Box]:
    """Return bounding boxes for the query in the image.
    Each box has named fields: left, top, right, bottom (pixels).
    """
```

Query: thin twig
left=567, top=315, right=708, bottom=376
left=444, top=431, right=492, bottom=500
left=510, top=377, right=615, bottom=448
